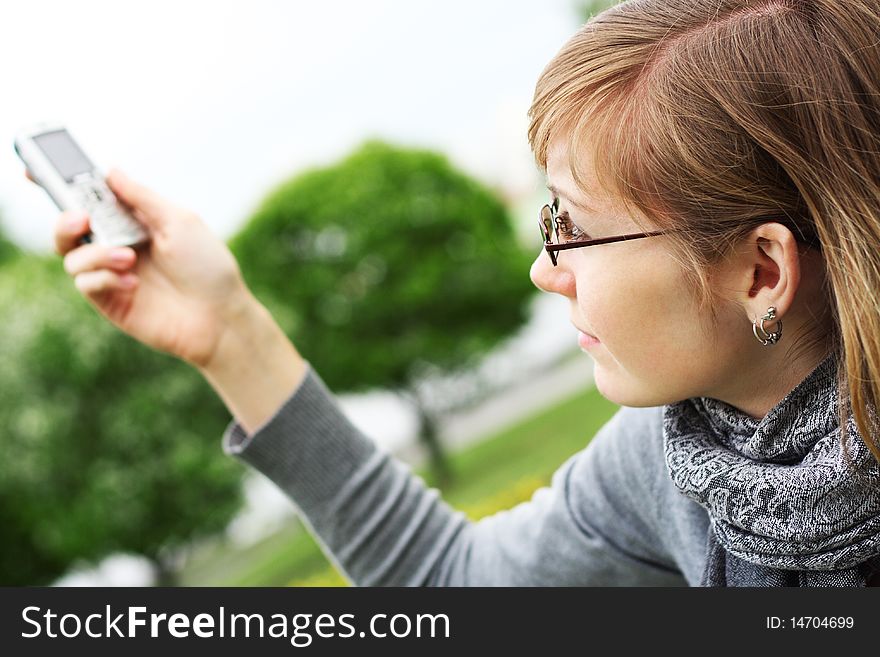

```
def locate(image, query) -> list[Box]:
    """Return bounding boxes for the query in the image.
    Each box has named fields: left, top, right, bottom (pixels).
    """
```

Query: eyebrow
left=546, top=183, right=597, bottom=213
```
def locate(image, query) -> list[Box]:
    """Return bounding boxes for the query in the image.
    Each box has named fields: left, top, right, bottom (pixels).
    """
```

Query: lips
left=572, top=321, right=598, bottom=340
left=578, top=331, right=600, bottom=349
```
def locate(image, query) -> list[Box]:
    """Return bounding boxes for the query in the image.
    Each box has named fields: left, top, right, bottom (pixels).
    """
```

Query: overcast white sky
left=1, top=0, right=582, bottom=251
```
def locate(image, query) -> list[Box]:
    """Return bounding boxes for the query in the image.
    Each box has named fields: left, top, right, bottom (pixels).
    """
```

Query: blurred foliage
left=231, top=140, right=535, bottom=393
left=0, top=253, right=244, bottom=585
left=0, top=222, right=20, bottom=266
left=0, top=139, right=537, bottom=584
left=231, top=141, right=536, bottom=481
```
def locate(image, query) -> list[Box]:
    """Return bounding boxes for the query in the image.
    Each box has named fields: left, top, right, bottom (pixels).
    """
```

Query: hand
left=46, top=169, right=257, bottom=368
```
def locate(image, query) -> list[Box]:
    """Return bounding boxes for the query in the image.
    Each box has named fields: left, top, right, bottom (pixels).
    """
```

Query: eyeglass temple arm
left=543, top=229, right=675, bottom=252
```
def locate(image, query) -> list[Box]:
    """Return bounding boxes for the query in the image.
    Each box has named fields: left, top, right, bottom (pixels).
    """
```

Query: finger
left=105, top=169, right=170, bottom=227
left=73, top=269, right=139, bottom=297
left=54, top=211, right=92, bottom=256
left=24, top=169, right=37, bottom=184
left=63, top=243, right=136, bottom=277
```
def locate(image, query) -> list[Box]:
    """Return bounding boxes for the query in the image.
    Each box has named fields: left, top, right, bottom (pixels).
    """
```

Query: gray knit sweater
left=222, top=364, right=703, bottom=586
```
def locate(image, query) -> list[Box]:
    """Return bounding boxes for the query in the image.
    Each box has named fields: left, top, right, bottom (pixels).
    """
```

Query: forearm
left=221, top=365, right=471, bottom=586
left=199, top=292, right=307, bottom=434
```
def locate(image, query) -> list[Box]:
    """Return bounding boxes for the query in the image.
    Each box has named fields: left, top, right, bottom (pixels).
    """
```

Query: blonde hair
left=528, top=0, right=880, bottom=469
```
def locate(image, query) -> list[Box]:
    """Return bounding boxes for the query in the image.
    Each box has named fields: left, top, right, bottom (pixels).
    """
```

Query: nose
left=530, top=249, right=576, bottom=297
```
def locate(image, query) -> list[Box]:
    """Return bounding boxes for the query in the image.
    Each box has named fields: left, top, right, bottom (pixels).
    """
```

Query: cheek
left=575, top=255, right=703, bottom=374
left=575, top=256, right=680, bottom=336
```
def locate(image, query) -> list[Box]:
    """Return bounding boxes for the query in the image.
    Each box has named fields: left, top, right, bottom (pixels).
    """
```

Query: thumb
left=106, top=169, right=170, bottom=227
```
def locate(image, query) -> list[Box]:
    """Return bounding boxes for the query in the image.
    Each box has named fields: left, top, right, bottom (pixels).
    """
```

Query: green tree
left=231, top=141, right=535, bottom=483
left=0, top=254, right=244, bottom=585
left=0, top=221, right=20, bottom=266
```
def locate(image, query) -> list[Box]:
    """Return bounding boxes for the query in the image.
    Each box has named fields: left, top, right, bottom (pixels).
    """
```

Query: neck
left=711, top=342, right=835, bottom=421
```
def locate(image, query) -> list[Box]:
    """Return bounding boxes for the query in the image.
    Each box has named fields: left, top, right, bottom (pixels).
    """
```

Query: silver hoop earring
left=752, top=306, right=782, bottom=346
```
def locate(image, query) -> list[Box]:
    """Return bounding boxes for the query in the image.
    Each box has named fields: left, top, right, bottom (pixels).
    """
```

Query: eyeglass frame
left=538, top=202, right=684, bottom=266
left=537, top=202, right=823, bottom=266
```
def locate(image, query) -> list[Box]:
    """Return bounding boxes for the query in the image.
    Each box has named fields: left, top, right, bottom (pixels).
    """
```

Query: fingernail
left=111, top=249, right=133, bottom=262
left=120, top=273, right=138, bottom=288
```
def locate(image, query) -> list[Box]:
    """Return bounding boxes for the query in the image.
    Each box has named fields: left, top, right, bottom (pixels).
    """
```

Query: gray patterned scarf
left=663, top=351, right=880, bottom=586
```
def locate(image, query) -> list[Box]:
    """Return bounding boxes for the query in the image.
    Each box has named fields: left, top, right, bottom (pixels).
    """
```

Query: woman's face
left=530, top=139, right=753, bottom=409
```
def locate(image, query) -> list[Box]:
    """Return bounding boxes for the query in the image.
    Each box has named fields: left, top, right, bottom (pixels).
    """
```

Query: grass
left=179, top=379, right=618, bottom=586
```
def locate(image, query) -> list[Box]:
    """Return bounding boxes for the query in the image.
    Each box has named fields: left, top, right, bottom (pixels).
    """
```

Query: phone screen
left=33, top=129, right=95, bottom=182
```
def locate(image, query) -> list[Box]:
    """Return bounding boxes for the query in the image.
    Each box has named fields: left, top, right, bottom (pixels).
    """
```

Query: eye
left=555, top=209, right=589, bottom=241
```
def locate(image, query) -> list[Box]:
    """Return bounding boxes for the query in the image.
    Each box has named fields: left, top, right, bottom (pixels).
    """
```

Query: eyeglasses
left=538, top=199, right=681, bottom=266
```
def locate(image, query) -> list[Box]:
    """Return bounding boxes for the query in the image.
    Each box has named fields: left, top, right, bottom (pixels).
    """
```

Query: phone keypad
left=73, top=179, right=147, bottom=246
left=75, top=180, right=112, bottom=209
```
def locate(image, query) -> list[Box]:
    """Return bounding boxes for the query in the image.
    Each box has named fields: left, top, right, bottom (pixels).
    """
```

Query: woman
left=44, top=0, right=880, bottom=585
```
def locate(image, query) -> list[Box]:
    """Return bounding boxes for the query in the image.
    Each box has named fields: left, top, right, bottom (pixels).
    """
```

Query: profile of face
left=529, top=138, right=829, bottom=415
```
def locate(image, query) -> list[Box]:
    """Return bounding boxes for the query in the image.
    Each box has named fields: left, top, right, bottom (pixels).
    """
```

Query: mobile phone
left=14, top=123, right=149, bottom=247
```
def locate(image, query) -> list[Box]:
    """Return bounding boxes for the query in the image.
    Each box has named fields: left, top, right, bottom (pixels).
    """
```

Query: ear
left=728, top=222, right=802, bottom=326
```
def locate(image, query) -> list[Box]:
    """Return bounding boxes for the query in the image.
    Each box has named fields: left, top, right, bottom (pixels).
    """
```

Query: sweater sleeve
left=222, top=363, right=687, bottom=586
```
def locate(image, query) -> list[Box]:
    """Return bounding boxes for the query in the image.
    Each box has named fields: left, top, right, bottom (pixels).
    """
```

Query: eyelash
left=552, top=198, right=589, bottom=240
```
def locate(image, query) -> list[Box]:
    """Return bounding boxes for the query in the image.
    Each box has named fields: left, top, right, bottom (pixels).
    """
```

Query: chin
left=592, top=363, right=676, bottom=408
